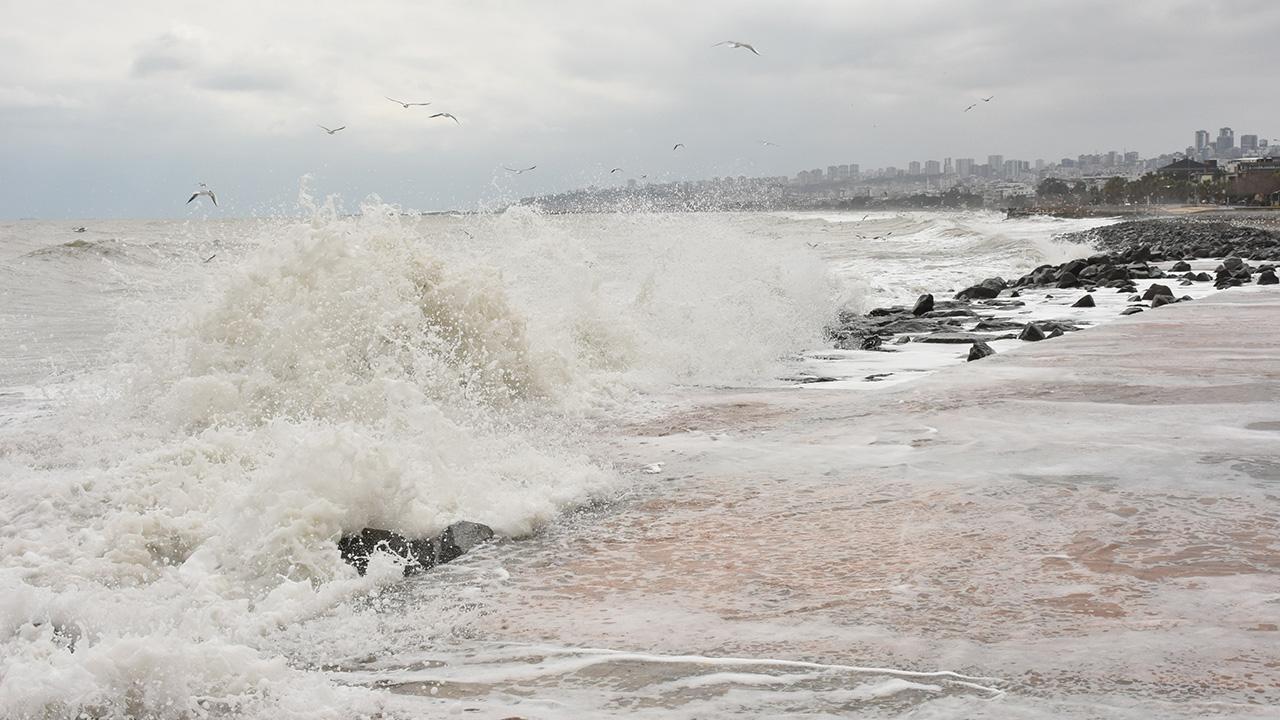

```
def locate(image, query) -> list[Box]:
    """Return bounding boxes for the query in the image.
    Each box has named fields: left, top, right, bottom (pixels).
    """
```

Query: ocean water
left=4, top=206, right=1226, bottom=719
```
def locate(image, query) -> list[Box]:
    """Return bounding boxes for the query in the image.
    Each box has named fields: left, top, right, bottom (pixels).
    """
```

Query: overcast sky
left=3, top=0, right=1278, bottom=219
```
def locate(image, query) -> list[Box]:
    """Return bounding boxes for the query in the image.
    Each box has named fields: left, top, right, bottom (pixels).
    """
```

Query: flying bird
left=673, top=143, right=685, bottom=150
left=73, top=226, right=87, bottom=233
left=429, top=112, right=460, bottom=124
left=982, top=95, right=995, bottom=102
left=317, top=125, right=346, bottom=135
left=963, top=103, right=977, bottom=112
left=760, top=140, right=779, bottom=147
left=504, top=165, right=536, bottom=174
left=610, top=167, right=623, bottom=174
left=385, top=97, right=430, bottom=108
left=203, top=254, right=217, bottom=263
left=713, top=40, right=759, bottom=55
left=187, top=188, right=217, bottom=206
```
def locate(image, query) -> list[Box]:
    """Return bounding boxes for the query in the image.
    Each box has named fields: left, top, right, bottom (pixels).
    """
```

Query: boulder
left=1194, top=272, right=1212, bottom=282
left=1120, top=306, right=1144, bottom=316
left=860, top=335, right=884, bottom=351
left=1071, top=294, right=1095, bottom=308
left=1055, top=272, right=1079, bottom=289
left=1047, top=328, right=1065, bottom=339
left=1258, top=269, right=1279, bottom=285
left=967, top=341, right=995, bottom=362
left=1017, top=323, right=1046, bottom=342
left=916, top=332, right=991, bottom=344
left=973, top=319, right=1027, bottom=332
left=338, top=521, right=495, bottom=576
left=1142, top=283, right=1174, bottom=301
left=954, top=285, right=1000, bottom=301
left=911, top=293, right=934, bottom=316
left=1222, top=257, right=1245, bottom=273
left=1171, top=260, right=1191, bottom=272
left=1151, top=295, right=1176, bottom=308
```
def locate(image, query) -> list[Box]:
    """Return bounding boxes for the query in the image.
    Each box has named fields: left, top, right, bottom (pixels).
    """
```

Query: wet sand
left=358, top=288, right=1280, bottom=718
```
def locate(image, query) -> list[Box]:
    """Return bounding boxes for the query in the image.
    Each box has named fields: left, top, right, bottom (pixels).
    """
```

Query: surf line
left=399, top=642, right=1009, bottom=697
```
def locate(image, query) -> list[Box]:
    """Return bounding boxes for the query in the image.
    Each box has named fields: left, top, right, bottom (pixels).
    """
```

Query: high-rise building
left=943, top=157, right=953, bottom=175
left=827, top=166, right=839, bottom=181
left=987, top=155, right=1004, bottom=177
left=924, top=160, right=941, bottom=175
left=956, top=158, right=975, bottom=177
left=1217, top=127, right=1235, bottom=152
left=908, top=161, right=921, bottom=175
left=1195, top=130, right=1210, bottom=151
left=837, top=164, right=850, bottom=179
left=1124, top=151, right=1140, bottom=164
left=1241, top=134, right=1259, bottom=151
left=849, top=163, right=860, bottom=178
left=1035, top=159, right=1045, bottom=171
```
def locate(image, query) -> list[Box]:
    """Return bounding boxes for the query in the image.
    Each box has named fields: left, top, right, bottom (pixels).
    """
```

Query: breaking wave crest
left=0, top=201, right=835, bottom=718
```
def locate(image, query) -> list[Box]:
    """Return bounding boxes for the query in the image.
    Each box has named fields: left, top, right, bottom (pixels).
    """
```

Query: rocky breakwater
left=1059, top=218, right=1280, bottom=264
left=825, top=241, right=1275, bottom=370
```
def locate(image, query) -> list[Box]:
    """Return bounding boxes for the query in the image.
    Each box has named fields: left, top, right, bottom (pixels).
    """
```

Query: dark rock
left=1120, top=306, right=1144, bottom=316
left=1079, top=263, right=1108, bottom=280
left=1055, top=272, right=1079, bottom=289
left=878, top=318, right=948, bottom=334
left=1071, top=294, right=1095, bottom=308
left=967, top=341, right=995, bottom=362
left=1039, top=320, right=1084, bottom=334
left=911, top=293, right=934, bottom=316
left=1128, top=294, right=1142, bottom=302
left=916, top=332, right=990, bottom=344
left=860, top=335, right=884, bottom=351
left=338, top=522, right=495, bottom=576
left=789, top=375, right=841, bottom=384
left=1179, top=280, right=1193, bottom=286
left=894, top=335, right=911, bottom=344
left=868, top=306, right=906, bottom=317
left=1223, top=257, right=1245, bottom=273
left=1008, top=289, right=1021, bottom=298
left=954, top=285, right=1000, bottom=301
left=1047, top=328, right=1065, bottom=338
left=978, top=277, right=1008, bottom=293
left=1171, top=260, right=1191, bottom=272
left=923, top=308, right=978, bottom=318
left=1017, top=323, right=1046, bottom=342
left=1258, top=269, right=1279, bottom=285
left=1195, top=272, right=1212, bottom=281
left=1058, top=260, right=1088, bottom=278
left=1142, top=283, right=1174, bottom=301
left=973, top=319, right=1027, bottom=332
left=1151, top=295, right=1176, bottom=308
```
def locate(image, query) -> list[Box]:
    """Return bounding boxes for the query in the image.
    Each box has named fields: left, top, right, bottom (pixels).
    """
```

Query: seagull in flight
left=429, top=112, right=460, bottom=124
left=760, top=140, right=780, bottom=147
left=714, top=40, right=759, bottom=55
left=504, top=165, right=536, bottom=174
left=317, top=124, right=346, bottom=135
left=982, top=95, right=995, bottom=102
left=187, top=186, right=217, bottom=206
left=963, top=103, right=977, bottom=112
left=673, top=143, right=685, bottom=150
left=386, top=97, right=430, bottom=108
left=610, top=168, right=623, bottom=174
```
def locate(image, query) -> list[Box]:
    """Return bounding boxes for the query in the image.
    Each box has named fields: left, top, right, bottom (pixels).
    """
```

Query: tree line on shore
left=1037, top=171, right=1280, bottom=207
